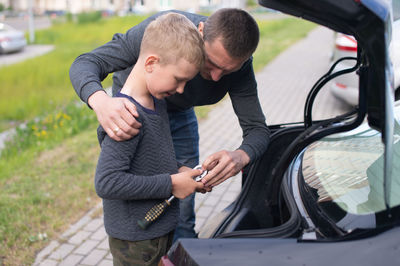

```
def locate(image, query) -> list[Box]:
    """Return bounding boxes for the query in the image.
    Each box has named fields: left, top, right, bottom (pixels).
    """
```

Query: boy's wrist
left=178, top=166, right=191, bottom=173
left=170, top=174, right=178, bottom=194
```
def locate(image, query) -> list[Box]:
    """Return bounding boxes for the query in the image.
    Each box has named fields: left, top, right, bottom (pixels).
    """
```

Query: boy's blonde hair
left=141, top=13, right=205, bottom=69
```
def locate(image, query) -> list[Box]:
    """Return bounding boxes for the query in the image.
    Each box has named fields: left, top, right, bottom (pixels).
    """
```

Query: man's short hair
left=141, top=13, right=205, bottom=69
left=203, top=8, right=259, bottom=60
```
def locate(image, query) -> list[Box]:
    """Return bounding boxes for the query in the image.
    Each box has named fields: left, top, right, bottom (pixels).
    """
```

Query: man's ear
left=198, top=22, right=204, bottom=38
left=144, top=55, right=159, bottom=73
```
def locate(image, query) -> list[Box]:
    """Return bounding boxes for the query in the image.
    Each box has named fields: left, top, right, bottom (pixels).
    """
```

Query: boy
left=70, top=9, right=266, bottom=241
left=94, top=13, right=206, bottom=265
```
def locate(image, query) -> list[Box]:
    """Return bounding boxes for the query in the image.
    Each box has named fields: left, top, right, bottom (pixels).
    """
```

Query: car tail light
left=159, top=255, right=174, bottom=266
left=335, top=34, right=357, bottom=52
left=335, top=82, right=348, bottom=89
left=0, top=37, right=10, bottom=43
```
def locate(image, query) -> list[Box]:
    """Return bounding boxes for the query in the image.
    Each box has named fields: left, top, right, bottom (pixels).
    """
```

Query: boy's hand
left=171, top=169, right=207, bottom=199
left=88, top=91, right=142, bottom=141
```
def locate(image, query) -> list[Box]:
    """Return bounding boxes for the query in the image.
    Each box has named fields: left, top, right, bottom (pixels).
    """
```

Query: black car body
left=161, top=0, right=400, bottom=265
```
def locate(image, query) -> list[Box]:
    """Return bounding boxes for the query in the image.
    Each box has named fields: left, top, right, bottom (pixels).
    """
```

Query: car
left=0, top=23, right=27, bottom=54
left=330, top=4, right=400, bottom=106
left=159, top=0, right=400, bottom=265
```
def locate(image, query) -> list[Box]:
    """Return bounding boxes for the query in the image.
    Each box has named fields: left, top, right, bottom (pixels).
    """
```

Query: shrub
left=0, top=102, right=97, bottom=165
left=77, top=11, right=102, bottom=24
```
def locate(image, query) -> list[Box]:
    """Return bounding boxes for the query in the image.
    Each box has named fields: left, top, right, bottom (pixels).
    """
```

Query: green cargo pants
left=108, top=231, right=174, bottom=266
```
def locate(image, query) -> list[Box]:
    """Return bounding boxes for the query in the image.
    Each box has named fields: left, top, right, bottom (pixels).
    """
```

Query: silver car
left=330, top=1, right=400, bottom=106
left=0, top=23, right=27, bottom=54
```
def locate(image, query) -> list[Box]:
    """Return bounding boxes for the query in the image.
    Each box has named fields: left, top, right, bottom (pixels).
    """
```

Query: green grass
left=0, top=14, right=316, bottom=265
left=253, top=18, right=316, bottom=72
left=0, top=103, right=98, bottom=178
left=0, top=127, right=100, bottom=265
left=0, top=15, right=147, bottom=122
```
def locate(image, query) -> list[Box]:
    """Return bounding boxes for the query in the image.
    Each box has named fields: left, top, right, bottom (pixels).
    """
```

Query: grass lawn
left=0, top=13, right=315, bottom=265
left=0, top=14, right=147, bottom=130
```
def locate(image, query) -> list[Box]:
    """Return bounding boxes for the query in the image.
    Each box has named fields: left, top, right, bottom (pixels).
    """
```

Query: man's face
left=200, top=38, right=246, bottom=82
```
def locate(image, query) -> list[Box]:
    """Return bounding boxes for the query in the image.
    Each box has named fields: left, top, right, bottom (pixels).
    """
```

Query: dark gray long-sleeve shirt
left=95, top=93, right=179, bottom=241
left=70, top=10, right=270, bottom=162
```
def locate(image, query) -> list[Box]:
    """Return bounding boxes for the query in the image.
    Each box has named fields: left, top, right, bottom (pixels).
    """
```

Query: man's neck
left=120, top=66, right=155, bottom=110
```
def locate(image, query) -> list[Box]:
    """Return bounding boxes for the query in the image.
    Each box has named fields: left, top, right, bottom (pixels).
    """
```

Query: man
left=70, top=8, right=270, bottom=242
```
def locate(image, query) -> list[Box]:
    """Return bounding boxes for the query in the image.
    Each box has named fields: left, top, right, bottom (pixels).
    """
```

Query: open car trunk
left=199, top=0, right=397, bottom=239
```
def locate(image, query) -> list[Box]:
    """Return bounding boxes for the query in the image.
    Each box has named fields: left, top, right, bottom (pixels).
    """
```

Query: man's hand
left=88, top=91, right=142, bottom=141
left=201, top=149, right=250, bottom=187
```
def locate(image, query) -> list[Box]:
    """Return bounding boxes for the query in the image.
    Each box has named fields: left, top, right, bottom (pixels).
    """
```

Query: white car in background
left=330, top=7, right=400, bottom=106
left=0, top=23, right=27, bottom=54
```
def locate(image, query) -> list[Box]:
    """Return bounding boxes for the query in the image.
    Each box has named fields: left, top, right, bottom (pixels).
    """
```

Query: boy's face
left=145, top=57, right=198, bottom=99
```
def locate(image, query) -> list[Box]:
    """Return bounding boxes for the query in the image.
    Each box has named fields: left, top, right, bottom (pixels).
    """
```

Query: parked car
left=160, top=0, right=400, bottom=265
left=0, top=23, right=27, bottom=54
left=330, top=2, right=400, bottom=106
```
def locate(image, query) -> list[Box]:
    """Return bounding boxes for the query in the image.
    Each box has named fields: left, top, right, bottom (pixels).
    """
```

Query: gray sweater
left=95, top=93, right=179, bottom=241
left=69, top=10, right=270, bottom=162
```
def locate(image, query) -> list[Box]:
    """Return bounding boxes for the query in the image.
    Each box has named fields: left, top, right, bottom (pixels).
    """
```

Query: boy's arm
left=95, top=134, right=172, bottom=200
left=171, top=167, right=206, bottom=198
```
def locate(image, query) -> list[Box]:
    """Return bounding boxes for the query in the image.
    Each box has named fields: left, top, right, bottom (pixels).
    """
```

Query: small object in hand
left=193, top=164, right=208, bottom=181
left=113, top=127, right=119, bottom=133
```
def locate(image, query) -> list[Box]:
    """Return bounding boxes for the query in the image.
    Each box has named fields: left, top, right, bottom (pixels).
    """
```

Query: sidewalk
left=33, top=26, right=342, bottom=266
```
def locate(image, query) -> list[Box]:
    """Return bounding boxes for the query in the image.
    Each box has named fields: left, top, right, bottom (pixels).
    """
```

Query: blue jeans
left=168, top=108, right=199, bottom=243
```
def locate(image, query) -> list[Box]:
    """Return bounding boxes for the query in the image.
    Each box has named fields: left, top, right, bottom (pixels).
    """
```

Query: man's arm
left=202, top=59, right=270, bottom=186
left=69, top=20, right=148, bottom=140
left=201, top=149, right=250, bottom=187
left=70, top=25, right=143, bottom=103
left=88, top=91, right=141, bottom=141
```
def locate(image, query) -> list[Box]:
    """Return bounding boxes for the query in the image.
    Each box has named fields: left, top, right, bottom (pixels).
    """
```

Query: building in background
left=0, top=0, right=247, bottom=15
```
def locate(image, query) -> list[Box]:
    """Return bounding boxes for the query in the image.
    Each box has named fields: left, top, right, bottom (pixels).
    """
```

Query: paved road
left=0, top=16, right=54, bottom=67
left=0, top=45, right=54, bottom=67
left=1, top=16, right=52, bottom=31
left=33, top=25, right=350, bottom=265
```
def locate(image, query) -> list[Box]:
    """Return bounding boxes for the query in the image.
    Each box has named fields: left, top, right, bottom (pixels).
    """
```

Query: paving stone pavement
left=33, top=25, right=348, bottom=265
left=0, top=45, right=54, bottom=67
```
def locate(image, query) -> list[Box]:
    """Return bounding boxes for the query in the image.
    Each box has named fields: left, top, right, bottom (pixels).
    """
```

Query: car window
left=300, top=102, right=400, bottom=231
left=394, top=0, right=400, bottom=21
left=0, top=23, right=13, bottom=32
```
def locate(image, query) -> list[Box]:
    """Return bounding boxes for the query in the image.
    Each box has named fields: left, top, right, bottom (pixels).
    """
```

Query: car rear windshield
left=300, top=102, right=400, bottom=232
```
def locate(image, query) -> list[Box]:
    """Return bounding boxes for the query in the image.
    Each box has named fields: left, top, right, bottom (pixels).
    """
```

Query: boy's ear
left=144, top=55, right=159, bottom=73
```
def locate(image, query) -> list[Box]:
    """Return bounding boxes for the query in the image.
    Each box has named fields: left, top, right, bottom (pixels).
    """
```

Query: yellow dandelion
left=63, top=114, right=71, bottom=120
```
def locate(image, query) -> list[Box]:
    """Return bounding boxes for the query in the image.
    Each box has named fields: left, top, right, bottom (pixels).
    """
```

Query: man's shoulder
left=143, top=10, right=206, bottom=27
